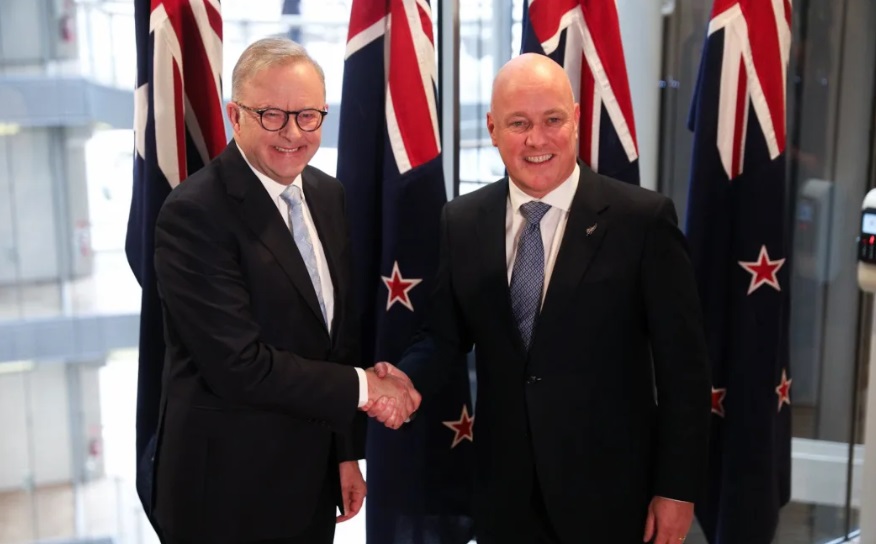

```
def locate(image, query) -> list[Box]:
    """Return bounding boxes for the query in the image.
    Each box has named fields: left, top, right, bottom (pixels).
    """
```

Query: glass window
left=0, top=1, right=360, bottom=542
left=458, top=0, right=524, bottom=195
left=2, top=0, right=874, bottom=542
left=660, top=1, right=874, bottom=542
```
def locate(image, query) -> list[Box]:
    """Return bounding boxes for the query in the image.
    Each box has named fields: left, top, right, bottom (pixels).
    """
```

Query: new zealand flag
left=686, top=1, right=793, bottom=542
left=127, top=0, right=225, bottom=528
left=521, top=0, right=639, bottom=184
left=337, top=1, right=475, bottom=543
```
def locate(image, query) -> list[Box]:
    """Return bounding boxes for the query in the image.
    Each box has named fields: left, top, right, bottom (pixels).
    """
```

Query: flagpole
left=438, top=0, right=459, bottom=200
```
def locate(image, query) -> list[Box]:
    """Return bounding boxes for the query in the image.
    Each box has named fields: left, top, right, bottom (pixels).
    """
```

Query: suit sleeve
left=154, top=193, right=359, bottom=432
left=400, top=204, right=474, bottom=400
left=640, top=197, right=712, bottom=503
left=330, top=185, right=367, bottom=461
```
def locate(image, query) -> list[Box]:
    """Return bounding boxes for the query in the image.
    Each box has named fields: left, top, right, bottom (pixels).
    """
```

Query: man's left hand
left=337, top=461, right=366, bottom=523
left=642, top=496, right=694, bottom=543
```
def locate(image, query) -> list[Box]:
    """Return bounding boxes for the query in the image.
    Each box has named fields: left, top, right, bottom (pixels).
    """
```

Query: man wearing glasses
left=151, top=38, right=419, bottom=544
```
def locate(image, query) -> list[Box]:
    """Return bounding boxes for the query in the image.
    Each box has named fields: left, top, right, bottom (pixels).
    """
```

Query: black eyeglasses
left=236, top=103, right=328, bottom=132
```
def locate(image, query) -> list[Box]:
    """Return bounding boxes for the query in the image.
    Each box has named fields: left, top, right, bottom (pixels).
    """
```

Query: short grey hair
left=231, top=38, right=326, bottom=101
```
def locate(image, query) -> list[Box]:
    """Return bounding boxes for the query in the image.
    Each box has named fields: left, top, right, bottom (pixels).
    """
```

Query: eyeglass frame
left=235, top=103, right=328, bottom=132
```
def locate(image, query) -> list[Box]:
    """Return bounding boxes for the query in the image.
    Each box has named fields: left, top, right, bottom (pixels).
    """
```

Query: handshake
left=361, top=362, right=422, bottom=429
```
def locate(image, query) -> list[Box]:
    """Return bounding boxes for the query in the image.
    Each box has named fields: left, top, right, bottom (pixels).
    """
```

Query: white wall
left=617, top=0, right=664, bottom=191
left=0, top=369, right=31, bottom=489
left=0, top=361, right=102, bottom=491
left=28, top=363, right=73, bottom=486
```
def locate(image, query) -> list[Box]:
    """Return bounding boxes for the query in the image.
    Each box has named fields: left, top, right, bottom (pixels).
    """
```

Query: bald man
left=390, top=53, right=711, bottom=543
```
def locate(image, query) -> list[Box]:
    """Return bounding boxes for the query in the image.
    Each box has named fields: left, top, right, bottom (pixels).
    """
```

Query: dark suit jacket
left=152, top=141, right=363, bottom=542
left=401, top=164, right=711, bottom=543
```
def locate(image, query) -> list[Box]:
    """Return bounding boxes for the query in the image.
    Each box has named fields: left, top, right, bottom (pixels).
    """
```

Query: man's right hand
left=362, top=362, right=421, bottom=429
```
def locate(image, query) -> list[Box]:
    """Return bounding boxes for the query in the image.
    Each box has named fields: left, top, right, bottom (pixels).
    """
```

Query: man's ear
left=487, top=112, right=498, bottom=147
left=227, top=102, right=241, bottom=132
left=573, top=103, right=581, bottom=137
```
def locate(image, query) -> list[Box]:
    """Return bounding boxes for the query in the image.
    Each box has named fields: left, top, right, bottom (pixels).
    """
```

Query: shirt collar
left=238, top=145, right=304, bottom=203
left=508, top=163, right=579, bottom=214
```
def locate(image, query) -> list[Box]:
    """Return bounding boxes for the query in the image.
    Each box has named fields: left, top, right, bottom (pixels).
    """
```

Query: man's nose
left=525, top=124, right=546, bottom=147
left=279, top=117, right=302, bottom=138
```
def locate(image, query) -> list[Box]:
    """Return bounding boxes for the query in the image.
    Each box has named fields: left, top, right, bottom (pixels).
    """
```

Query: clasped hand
left=361, top=362, right=421, bottom=429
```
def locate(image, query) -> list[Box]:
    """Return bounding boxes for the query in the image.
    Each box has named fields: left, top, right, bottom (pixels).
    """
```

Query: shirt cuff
left=354, top=367, right=368, bottom=408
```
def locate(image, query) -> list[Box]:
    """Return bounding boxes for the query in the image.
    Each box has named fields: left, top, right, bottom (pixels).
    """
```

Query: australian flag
left=337, top=1, right=474, bottom=543
left=521, top=0, right=639, bottom=184
left=127, top=0, right=225, bottom=527
left=686, top=1, right=793, bottom=542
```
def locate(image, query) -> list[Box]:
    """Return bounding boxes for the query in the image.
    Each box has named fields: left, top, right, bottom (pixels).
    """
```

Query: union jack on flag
left=705, top=0, right=791, bottom=179
left=686, top=1, right=793, bottom=543
left=126, top=0, right=226, bottom=527
left=344, top=0, right=440, bottom=174
left=337, top=1, right=474, bottom=542
left=521, top=0, right=639, bottom=184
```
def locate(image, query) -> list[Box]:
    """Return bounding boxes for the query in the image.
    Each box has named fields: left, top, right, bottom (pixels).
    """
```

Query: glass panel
left=0, top=1, right=359, bottom=542
left=2, top=1, right=873, bottom=543
left=660, top=0, right=875, bottom=542
left=0, top=368, right=34, bottom=543
left=458, top=0, right=522, bottom=196
left=74, top=128, right=141, bottom=317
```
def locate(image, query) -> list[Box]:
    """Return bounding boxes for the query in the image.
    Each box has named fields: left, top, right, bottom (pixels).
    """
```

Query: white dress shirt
left=240, top=151, right=368, bottom=407
left=505, top=164, right=580, bottom=302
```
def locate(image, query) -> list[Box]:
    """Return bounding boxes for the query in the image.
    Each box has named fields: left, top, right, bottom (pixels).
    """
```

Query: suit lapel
left=221, top=142, right=328, bottom=330
left=537, top=165, right=609, bottom=338
left=302, top=169, right=342, bottom=337
left=477, top=179, right=528, bottom=358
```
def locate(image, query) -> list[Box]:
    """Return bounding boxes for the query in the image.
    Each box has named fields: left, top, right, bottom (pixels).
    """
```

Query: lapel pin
left=586, top=223, right=598, bottom=237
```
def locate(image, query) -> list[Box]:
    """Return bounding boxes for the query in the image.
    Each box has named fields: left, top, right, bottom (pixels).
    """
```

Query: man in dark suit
left=152, top=38, right=418, bottom=544
left=388, top=53, right=711, bottom=544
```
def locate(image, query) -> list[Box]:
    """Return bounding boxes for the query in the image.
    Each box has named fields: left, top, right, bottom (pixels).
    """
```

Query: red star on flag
left=442, top=405, right=474, bottom=449
left=738, top=245, right=785, bottom=295
left=775, top=368, right=792, bottom=412
left=381, top=261, right=422, bottom=311
left=712, top=387, right=727, bottom=418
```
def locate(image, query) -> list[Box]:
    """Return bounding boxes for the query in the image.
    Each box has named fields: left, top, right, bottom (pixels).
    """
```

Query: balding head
left=487, top=53, right=580, bottom=198
left=490, top=53, right=575, bottom=111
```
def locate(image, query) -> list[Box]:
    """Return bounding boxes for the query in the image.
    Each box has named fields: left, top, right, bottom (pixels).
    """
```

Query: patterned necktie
left=509, top=201, right=552, bottom=350
left=280, top=184, right=328, bottom=325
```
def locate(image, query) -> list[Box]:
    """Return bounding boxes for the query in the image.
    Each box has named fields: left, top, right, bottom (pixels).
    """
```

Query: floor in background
left=685, top=500, right=859, bottom=544
left=0, top=484, right=860, bottom=544
left=0, top=477, right=363, bottom=544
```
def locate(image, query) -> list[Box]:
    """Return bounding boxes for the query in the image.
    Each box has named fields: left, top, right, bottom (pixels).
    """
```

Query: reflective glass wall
left=660, top=1, right=874, bottom=542
left=0, top=1, right=360, bottom=542
left=0, top=1, right=872, bottom=543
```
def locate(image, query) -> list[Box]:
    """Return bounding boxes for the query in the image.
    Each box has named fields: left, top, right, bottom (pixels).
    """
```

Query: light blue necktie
left=509, top=201, right=552, bottom=351
left=280, top=184, right=328, bottom=325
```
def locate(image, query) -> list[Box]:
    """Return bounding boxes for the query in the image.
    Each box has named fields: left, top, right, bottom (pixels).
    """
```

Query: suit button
left=525, top=375, right=542, bottom=384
